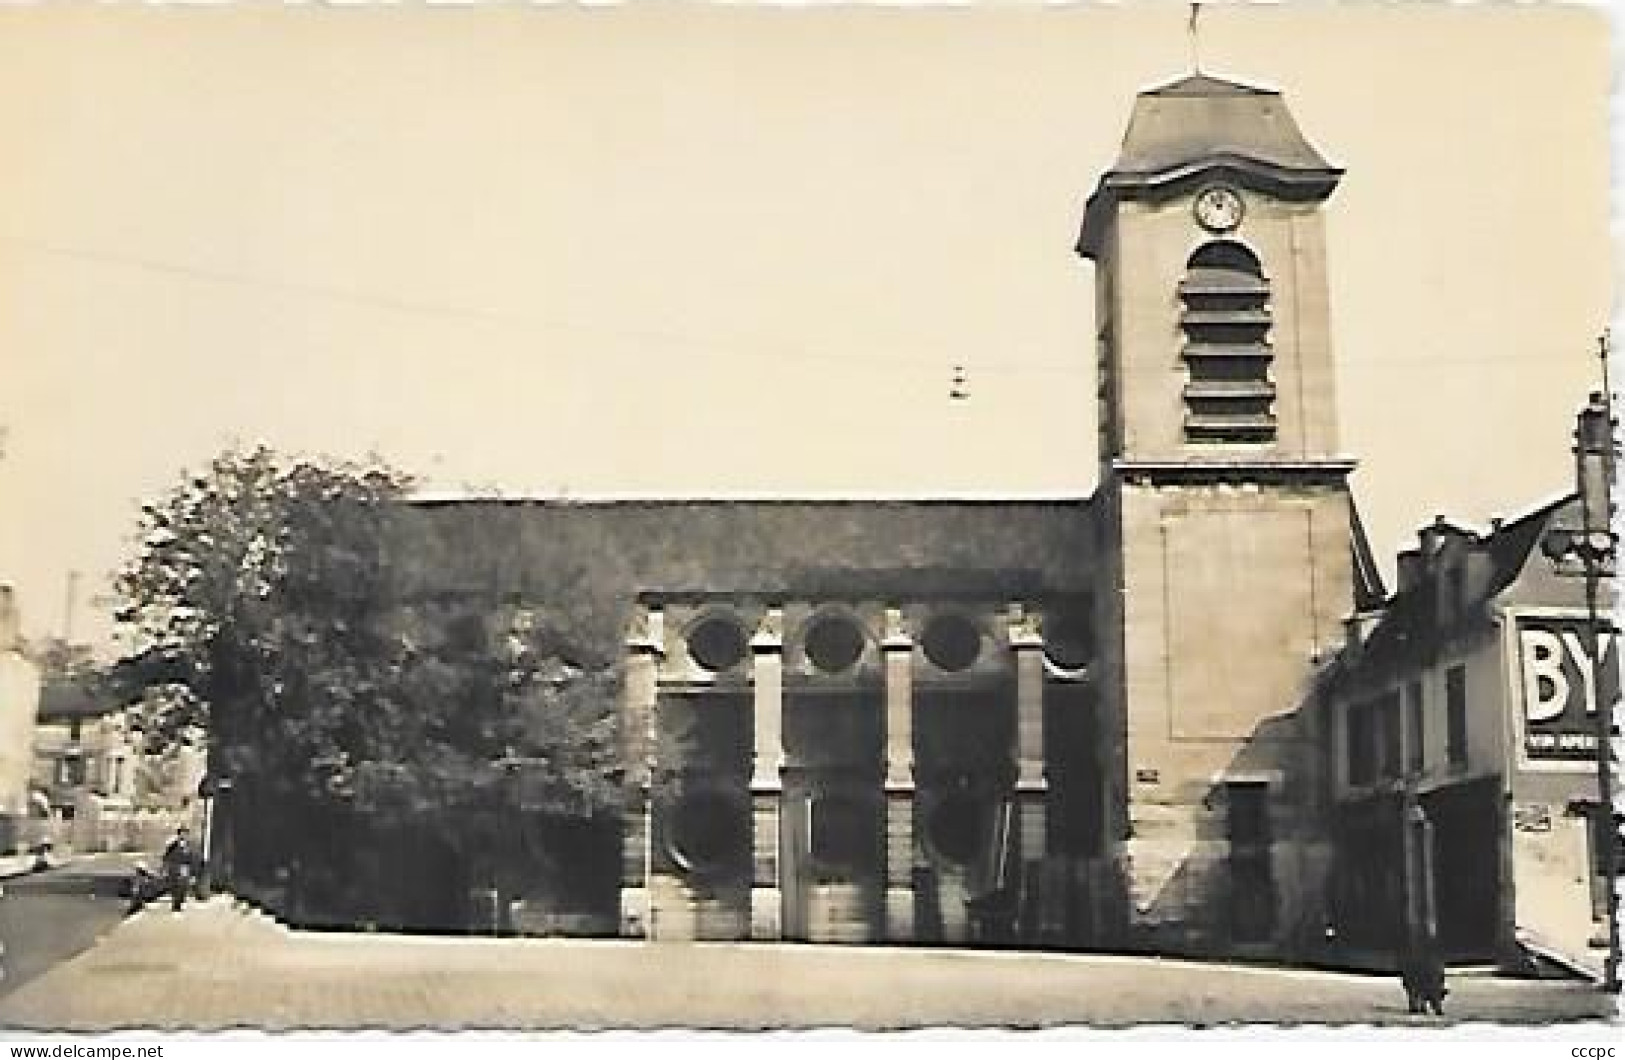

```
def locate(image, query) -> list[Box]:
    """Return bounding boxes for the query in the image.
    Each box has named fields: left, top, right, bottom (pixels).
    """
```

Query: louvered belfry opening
left=1179, top=241, right=1276, bottom=444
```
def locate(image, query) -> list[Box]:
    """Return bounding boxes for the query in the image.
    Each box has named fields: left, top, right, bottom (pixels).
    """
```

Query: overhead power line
left=0, top=233, right=1595, bottom=378
left=0, top=233, right=1093, bottom=380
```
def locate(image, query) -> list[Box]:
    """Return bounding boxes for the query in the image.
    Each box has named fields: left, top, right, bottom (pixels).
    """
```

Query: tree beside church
left=113, top=447, right=626, bottom=930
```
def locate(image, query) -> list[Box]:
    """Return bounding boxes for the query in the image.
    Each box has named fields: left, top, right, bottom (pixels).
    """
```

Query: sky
left=0, top=3, right=1613, bottom=654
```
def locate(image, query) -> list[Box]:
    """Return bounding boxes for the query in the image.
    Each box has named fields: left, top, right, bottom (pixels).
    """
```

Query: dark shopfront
left=1421, top=778, right=1502, bottom=962
left=1328, top=778, right=1501, bottom=966
left=1330, top=793, right=1405, bottom=958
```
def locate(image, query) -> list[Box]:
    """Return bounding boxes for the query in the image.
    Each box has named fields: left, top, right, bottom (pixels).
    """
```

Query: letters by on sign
left=1518, top=619, right=1620, bottom=763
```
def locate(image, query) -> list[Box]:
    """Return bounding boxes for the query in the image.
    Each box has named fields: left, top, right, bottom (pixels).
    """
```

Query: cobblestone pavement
left=0, top=897, right=1614, bottom=1031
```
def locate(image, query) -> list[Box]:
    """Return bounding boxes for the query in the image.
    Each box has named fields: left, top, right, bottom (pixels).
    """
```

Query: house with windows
left=1310, top=494, right=1616, bottom=978
left=0, top=587, right=42, bottom=859
left=32, top=677, right=205, bottom=855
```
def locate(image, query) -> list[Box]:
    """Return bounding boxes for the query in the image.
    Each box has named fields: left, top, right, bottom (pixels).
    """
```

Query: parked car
left=120, top=863, right=168, bottom=913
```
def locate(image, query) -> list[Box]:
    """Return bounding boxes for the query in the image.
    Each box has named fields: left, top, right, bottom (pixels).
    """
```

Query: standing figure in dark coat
left=161, top=826, right=198, bottom=913
left=1400, top=933, right=1448, bottom=1015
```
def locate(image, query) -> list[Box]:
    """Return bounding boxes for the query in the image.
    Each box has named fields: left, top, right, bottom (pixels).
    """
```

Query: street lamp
left=1576, top=391, right=1621, bottom=994
left=1544, top=388, right=1621, bottom=994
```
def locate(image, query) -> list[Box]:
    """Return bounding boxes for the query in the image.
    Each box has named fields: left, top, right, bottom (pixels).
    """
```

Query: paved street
left=0, top=854, right=141, bottom=998
left=0, top=896, right=1614, bottom=1031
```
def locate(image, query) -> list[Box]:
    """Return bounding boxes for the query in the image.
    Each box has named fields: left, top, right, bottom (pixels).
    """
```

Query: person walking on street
left=1400, top=930, right=1448, bottom=1016
left=161, top=826, right=198, bottom=913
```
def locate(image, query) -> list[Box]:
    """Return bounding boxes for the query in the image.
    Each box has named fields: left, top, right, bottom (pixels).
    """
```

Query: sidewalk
left=0, top=897, right=1614, bottom=1031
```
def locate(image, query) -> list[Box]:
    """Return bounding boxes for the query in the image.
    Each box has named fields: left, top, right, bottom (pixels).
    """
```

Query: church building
left=389, top=70, right=1370, bottom=961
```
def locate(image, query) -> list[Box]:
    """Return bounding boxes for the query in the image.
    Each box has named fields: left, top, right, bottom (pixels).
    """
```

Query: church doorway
left=781, top=688, right=885, bottom=943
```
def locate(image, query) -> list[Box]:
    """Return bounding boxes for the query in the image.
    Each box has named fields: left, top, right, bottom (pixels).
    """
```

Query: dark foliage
left=112, top=447, right=626, bottom=921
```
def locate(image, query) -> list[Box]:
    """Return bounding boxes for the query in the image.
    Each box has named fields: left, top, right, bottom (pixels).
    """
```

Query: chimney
left=0, top=585, right=18, bottom=651
left=1396, top=549, right=1424, bottom=592
left=1418, top=514, right=1449, bottom=557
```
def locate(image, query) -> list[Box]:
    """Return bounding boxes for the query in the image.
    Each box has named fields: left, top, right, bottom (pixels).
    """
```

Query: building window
left=1405, top=680, right=1425, bottom=775
left=667, top=789, right=749, bottom=879
left=1446, top=666, right=1468, bottom=767
left=68, top=718, right=82, bottom=743
left=56, top=755, right=85, bottom=788
left=1179, top=241, right=1275, bottom=444
left=1347, top=702, right=1376, bottom=787
left=925, top=791, right=989, bottom=866
left=809, top=795, right=875, bottom=882
left=1443, top=564, right=1466, bottom=625
left=1379, top=691, right=1404, bottom=779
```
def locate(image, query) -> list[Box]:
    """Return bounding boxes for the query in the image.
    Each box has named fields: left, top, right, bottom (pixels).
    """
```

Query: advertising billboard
left=1517, top=615, right=1619, bottom=764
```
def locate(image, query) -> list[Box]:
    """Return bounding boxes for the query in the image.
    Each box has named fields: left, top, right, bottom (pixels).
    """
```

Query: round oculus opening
left=922, top=613, right=983, bottom=672
left=1043, top=612, right=1093, bottom=671
left=803, top=615, right=865, bottom=674
left=687, top=615, right=749, bottom=673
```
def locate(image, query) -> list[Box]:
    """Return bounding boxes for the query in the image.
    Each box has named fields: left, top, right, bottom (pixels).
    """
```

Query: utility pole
left=1574, top=330, right=1620, bottom=993
left=61, top=570, right=80, bottom=643
left=1188, top=2, right=1204, bottom=74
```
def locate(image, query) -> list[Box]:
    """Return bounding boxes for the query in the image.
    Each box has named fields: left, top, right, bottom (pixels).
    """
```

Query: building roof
left=1323, top=492, right=1579, bottom=685
left=1482, top=492, right=1575, bottom=599
left=1078, top=71, right=1343, bottom=259
left=38, top=679, right=118, bottom=721
left=389, top=496, right=1099, bottom=659
left=1349, top=496, right=1387, bottom=611
left=392, top=494, right=1097, bottom=594
left=1115, top=73, right=1335, bottom=176
left=405, top=490, right=1094, bottom=505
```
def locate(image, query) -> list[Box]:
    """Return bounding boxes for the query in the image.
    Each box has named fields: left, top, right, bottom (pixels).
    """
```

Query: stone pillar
left=882, top=607, right=917, bottom=941
left=1009, top=605, right=1051, bottom=940
left=749, top=608, right=785, bottom=940
left=619, top=606, right=662, bottom=938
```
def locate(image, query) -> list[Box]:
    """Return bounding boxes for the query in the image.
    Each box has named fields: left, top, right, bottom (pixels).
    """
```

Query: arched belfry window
left=1179, top=241, right=1275, bottom=444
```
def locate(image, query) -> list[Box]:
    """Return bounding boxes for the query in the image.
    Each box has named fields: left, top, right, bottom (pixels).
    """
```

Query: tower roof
left=1078, top=71, right=1343, bottom=259
left=1118, top=73, right=1333, bottom=174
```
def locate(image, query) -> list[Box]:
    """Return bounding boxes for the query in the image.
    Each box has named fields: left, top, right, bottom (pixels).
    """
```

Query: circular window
left=687, top=615, right=749, bottom=673
left=1043, top=611, right=1093, bottom=671
left=926, top=792, right=988, bottom=866
left=922, top=614, right=982, bottom=672
left=803, top=614, right=865, bottom=674
left=668, top=789, right=749, bottom=876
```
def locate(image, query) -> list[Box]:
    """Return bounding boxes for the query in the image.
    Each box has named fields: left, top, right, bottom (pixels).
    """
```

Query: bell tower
left=1078, top=74, right=1357, bottom=955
